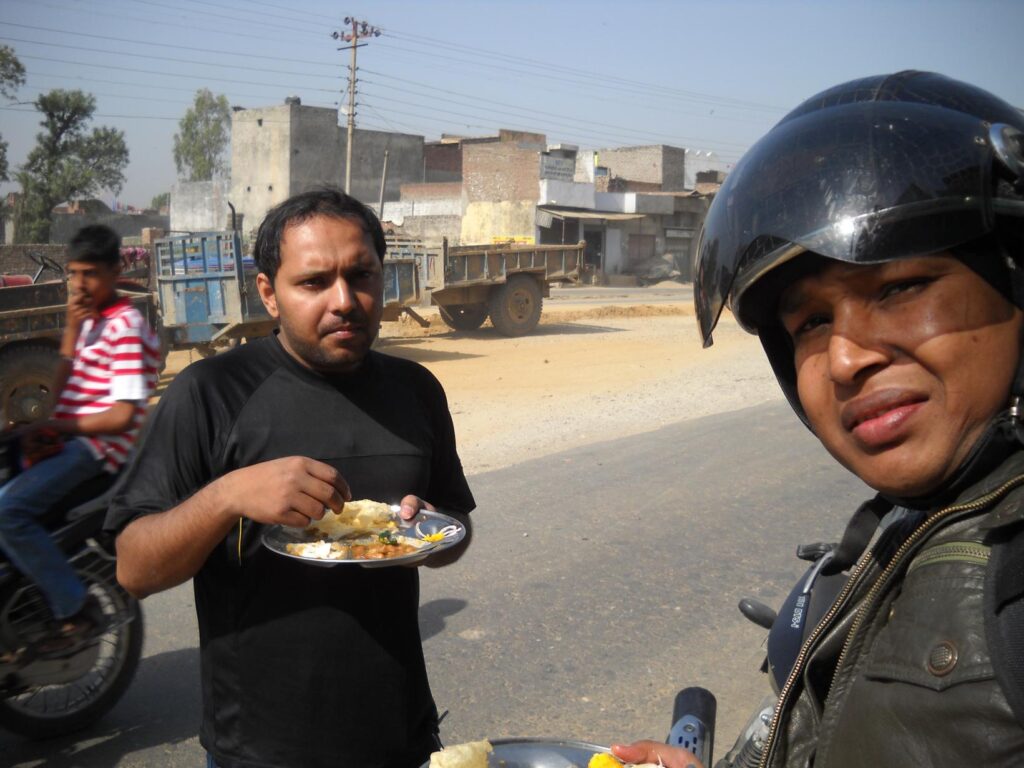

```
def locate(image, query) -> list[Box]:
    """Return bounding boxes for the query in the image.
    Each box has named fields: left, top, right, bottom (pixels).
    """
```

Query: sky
left=1, top=0, right=1021, bottom=209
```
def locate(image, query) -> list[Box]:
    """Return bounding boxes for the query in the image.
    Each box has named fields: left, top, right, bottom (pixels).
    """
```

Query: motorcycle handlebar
left=668, top=686, right=716, bottom=767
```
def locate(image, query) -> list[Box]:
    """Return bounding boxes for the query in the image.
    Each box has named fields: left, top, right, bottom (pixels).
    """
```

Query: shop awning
left=539, top=207, right=645, bottom=221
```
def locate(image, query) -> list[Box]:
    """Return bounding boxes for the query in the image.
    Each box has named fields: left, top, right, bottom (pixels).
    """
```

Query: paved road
left=4, top=401, right=868, bottom=766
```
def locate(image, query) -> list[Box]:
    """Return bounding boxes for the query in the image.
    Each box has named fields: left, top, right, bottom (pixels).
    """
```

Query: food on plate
left=428, top=739, right=493, bottom=768
left=588, top=753, right=662, bottom=768
left=283, top=499, right=431, bottom=561
left=285, top=531, right=426, bottom=561
left=307, top=498, right=397, bottom=539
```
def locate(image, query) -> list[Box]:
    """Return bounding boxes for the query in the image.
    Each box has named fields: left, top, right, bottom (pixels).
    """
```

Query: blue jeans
left=0, top=438, right=105, bottom=619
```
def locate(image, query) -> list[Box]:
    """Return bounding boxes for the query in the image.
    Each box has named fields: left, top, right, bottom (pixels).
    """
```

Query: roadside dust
left=380, top=301, right=780, bottom=474
left=162, top=300, right=782, bottom=476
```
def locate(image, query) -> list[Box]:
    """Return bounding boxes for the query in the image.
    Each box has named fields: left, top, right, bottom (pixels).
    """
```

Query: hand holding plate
left=398, top=494, right=435, bottom=521
left=610, top=741, right=704, bottom=768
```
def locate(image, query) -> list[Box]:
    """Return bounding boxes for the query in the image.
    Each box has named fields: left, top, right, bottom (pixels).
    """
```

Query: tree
left=0, top=45, right=26, bottom=181
left=151, top=191, right=170, bottom=211
left=13, top=89, right=129, bottom=243
left=173, top=89, right=231, bottom=181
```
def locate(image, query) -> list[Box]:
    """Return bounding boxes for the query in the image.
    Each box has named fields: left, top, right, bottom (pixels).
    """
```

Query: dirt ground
left=160, top=293, right=783, bottom=476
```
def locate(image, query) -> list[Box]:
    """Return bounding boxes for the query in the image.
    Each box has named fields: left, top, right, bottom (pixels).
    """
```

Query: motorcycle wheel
left=0, top=575, right=144, bottom=739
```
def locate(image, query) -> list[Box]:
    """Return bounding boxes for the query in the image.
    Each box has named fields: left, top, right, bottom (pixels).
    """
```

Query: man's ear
left=256, top=272, right=280, bottom=318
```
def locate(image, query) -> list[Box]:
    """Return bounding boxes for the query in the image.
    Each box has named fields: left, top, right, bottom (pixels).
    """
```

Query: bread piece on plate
left=307, top=499, right=396, bottom=539
left=429, top=739, right=493, bottom=768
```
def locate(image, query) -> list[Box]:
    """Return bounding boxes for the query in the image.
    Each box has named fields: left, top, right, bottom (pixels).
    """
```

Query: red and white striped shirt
left=53, top=298, right=160, bottom=473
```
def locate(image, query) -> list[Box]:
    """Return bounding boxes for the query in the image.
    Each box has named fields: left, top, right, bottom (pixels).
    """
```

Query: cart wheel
left=0, top=346, right=59, bottom=428
left=438, top=304, right=489, bottom=332
left=488, top=275, right=542, bottom=336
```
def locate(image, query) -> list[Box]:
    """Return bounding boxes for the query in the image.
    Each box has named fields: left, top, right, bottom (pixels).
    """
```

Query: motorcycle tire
left=0, top=573, right=144, bottom=739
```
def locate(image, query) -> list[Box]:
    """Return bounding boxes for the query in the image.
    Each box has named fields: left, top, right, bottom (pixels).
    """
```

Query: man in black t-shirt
left=106, top=189, right=475, bottom=768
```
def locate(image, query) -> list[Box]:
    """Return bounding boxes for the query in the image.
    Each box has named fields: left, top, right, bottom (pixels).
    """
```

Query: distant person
left=0, top=223, right=159, bottom=653
left=612, top=71, right=1024, bottom=767
left=106, top=188, right=475, bottom=768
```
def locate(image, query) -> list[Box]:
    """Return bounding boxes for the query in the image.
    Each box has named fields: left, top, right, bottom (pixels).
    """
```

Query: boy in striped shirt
left=0, top=224, right=158, bottom=653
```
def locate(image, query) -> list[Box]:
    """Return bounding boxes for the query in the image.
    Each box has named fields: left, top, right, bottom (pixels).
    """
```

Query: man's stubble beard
left=278, top=315, right=380, bottom=374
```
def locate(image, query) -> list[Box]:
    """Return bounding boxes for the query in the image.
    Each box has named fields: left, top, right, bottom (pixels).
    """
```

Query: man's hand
left=117, top=456, right=352, bottom=598
left=394, top=494, right=472, bottom=568
left=214, top=457, right=351, bottom=528
left=66, top=289, right=94, bottom=331
left=397, top=494, right=434, bottom=521
left=610, top=741, right=704, bottom=768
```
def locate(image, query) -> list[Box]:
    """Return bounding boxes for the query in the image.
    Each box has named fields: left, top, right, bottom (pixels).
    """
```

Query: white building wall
left=170, top=180, right=232, bottom=232
left=538, top=179, right=595, bottom=209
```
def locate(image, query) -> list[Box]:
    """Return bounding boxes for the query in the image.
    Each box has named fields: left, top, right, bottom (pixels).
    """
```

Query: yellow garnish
left=588, top=755, right=623, bottom=768
left=422, top=532, right=446, bottom=543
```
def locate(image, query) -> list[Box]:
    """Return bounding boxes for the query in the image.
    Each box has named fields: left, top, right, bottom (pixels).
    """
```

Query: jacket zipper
left=904, top=541, right=990, bottom=576
left=758, top=472, right=1024, bottom=768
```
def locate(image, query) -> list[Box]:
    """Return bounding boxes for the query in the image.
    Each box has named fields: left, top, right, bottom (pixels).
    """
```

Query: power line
left=6, top=0, right=312, bottom=47
left=0, top=105, right=178, bottom=121
left=18, top=54, right=339, bottom=93
left=0, top=36, right=341, bottom=83
left=380, top=28, right=785, bottom=113
left=25, top=71, right=336, bottom=108
left=131, top=0, right=323, bottom=38
left=359, top=70, right=753, bottom=150
left=4, top=22, right=337, bottom=70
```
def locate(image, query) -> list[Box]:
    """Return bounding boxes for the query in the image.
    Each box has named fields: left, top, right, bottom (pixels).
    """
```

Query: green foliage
left=0, top=45, right=25, bottom=100
left=173, top=89, right=231, bottom=181
left=13, top=89, right=129, bottom=243
left=0, top=45, right=26, bottom=182
left=151, top=191, right=170, bottom=211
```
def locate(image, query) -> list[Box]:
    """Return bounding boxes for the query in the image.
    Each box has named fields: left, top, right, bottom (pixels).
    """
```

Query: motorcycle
left=713, top=542, right=847, bottom=768
left=0, top=437, right=143, bottom=739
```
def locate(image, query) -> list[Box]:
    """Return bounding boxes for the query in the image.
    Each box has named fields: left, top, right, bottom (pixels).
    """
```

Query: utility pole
left=332, top=17, right=381, bottom=195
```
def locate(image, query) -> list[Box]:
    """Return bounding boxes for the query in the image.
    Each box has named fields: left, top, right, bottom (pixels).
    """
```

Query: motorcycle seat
left=40, top=473, right=118, bottom=528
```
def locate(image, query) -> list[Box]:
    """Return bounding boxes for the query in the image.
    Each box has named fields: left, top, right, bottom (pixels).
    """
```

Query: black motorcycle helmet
left=695, top=71, right=1024, bottom=424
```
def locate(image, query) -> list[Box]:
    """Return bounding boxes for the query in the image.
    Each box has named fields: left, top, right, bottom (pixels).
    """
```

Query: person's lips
left=321, top=322, right=364, bottom=339
left=841, top=389, right=927, bottom=446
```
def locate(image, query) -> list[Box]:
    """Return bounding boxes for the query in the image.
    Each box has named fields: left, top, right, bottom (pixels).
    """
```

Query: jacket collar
left=950, top=449, right=1024, bottom=531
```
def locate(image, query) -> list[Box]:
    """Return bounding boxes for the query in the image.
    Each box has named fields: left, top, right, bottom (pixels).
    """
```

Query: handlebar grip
left=668, top=686, right=716, bottom=767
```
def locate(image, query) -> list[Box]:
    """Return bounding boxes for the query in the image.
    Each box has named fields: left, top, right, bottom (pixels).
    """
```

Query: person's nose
left=328, top=276, right=357, bottom=314
left=827, top=306, right=890, bottom=385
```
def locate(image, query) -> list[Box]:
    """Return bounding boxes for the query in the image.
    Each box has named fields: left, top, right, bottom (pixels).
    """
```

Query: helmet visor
left=695, top=101, right=994, bottom=343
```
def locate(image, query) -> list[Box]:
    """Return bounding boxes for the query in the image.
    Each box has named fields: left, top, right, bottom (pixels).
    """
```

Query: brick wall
left=400, top=182, right=462, bottom=201
left=497, top=129, right=546, bottom=148
left=424, top=143, right=461, bottom=182
left=0, top=244, right=66, bottom=277
left=49, top=212, right=170, bottom=245
left=463, top=142, right=540, bottom=202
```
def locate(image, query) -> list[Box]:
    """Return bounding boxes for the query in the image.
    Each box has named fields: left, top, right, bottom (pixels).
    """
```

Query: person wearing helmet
left=611, top=71, right=1024, bottom=767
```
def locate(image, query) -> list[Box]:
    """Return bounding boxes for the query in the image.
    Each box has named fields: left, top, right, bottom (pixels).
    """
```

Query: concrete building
left=230, top=97, right=424, bottom=240
left=378, top=128, right=721, bottom=282
left=170, top=180, right=234, bottom=233
left=49, top=200, right=168, bottom=245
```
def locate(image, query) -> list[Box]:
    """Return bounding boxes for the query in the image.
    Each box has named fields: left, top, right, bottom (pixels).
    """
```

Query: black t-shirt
left=106, top=335, right=475, bottom=768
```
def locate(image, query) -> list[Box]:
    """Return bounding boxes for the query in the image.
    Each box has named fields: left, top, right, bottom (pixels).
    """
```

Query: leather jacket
left=761, top=450, right=1024, bottom=767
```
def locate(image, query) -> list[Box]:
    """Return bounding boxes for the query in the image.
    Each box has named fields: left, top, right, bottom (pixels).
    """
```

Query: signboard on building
left=665, top=227, right=695, bottom=239
left=540, top=155, right=575, bottom=182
